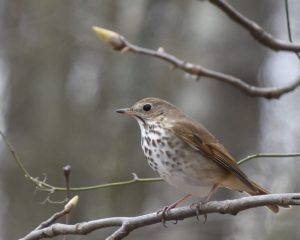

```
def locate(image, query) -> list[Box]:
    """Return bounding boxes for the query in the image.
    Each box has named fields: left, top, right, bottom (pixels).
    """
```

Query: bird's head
left=116, top=97, right=181, bottom=126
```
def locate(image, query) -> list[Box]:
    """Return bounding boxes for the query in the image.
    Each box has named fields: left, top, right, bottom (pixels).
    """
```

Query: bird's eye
left=143, top=104, right=152, bottom=112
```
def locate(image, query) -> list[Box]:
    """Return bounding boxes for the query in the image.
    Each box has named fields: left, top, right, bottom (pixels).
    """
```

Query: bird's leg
left=157, top=194, right=192, bottom=227
left=191, top=184, right=219, bottom=223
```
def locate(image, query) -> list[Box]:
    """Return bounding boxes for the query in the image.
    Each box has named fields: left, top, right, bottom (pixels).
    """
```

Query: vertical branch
left=284, top=0, right=300, bottom=61
left=63, top=165, right=71, bottom=240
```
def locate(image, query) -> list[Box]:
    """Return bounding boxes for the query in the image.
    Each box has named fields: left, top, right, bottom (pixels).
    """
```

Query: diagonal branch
left=209, top=0, right=300, bottom=52
left=20, top=193, right=300, bottom=240
left=93, top=26, right=300, bottom=99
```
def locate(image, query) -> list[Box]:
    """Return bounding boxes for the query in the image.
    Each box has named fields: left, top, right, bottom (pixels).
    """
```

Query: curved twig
left=93, top=27, right=300, bottom=99
left=209, top=0, right=300, bottom=52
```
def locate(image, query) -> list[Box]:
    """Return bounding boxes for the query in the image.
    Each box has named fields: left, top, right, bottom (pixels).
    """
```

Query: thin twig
left=34, top=209, right=67, bottom=231
left=63, top=165, right=71, bottom=240
left=93, top=27, right=300, bottom=99
left=238, top=152, right=300, bottom=165
left=2, top=129, right=300, bottom=192
left=0, top=130, right=31, bottom=178
left=209, top=0, right=300, bottom=52
left=20, top=193, right=300, bottom=240
left=0, top=129, right=162, bottom=192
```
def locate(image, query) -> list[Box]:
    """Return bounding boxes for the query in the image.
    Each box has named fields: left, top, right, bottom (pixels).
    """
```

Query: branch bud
left=92, top=26, right=126, bottom=50
left=64, top=195, right=79, bottom=213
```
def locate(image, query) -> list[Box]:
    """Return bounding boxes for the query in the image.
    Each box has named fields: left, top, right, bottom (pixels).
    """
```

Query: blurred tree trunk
left=1, top=0, right=73, bottom=239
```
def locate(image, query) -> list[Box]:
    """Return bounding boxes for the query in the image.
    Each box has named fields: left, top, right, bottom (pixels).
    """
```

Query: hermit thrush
left=116, top=97, right=283, bottom=213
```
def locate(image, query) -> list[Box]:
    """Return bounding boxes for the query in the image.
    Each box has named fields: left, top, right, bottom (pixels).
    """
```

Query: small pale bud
left=92, top=26, right=126, bottom=50
left=64, top=195, right=79, bottom=212
left=157, top=47, right=165, bottom=53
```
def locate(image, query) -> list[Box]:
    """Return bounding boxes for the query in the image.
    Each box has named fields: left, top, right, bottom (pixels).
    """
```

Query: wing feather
left=171, top=120, right=257, bottom=192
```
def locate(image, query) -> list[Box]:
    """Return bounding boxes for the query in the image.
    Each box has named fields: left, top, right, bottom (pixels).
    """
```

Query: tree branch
left=93, top=27, right=300, bottom=99
left=209, top=0, right=300, bottom=52
left=20, top=193, right=300, bottom=240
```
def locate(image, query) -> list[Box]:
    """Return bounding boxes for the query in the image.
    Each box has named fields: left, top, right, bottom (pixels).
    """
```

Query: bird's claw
left=190, top=202, right=207, bottom=224
left=157, top=204, right=177, bottom=227
left=157, top=206, right=168, bottom=227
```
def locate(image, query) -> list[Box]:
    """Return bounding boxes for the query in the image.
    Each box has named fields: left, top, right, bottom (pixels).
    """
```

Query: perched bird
left=116, top=97, right=284, bottom=213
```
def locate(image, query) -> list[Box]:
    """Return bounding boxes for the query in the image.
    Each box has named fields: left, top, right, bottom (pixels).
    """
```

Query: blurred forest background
left=1, top=0, right=300, bottom=239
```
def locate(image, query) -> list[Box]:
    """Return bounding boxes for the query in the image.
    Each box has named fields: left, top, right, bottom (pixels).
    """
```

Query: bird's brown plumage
left=117, top=97, right=290, bottom=213
left=171, top=119, right=280, bottom=212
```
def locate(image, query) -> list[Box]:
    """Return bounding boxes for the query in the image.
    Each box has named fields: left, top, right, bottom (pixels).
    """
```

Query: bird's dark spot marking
left=148, top=150, right=152, bottom=156
left=152, top=139, right=157, bottom=147
left=157, top=139, right=165, bottom=146
left=145, top=137, right=151, bottom=145
left=165, top=151, right=172, bottom=158
left=172, top=157, right=177, bottom=162
left=154, top=130, right=162, bottom=136
left=156, top=153, right=160, bottom=158
left=149, top=130, right=161, bottom=136
left=144, top=147, right=148, bottom=154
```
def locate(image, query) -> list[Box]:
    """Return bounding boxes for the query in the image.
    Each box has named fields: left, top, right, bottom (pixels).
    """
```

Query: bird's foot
left=190, top=201, right=207, bottom=224
left=156, top=203, right=178, bottom=227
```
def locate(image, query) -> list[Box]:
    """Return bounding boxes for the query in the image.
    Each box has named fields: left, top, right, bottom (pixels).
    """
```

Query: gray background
left=0, top=0, right=300, bottom=239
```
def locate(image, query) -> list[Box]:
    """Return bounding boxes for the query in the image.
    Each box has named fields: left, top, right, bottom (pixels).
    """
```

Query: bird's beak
left=115, top=108, right=135, bottom=116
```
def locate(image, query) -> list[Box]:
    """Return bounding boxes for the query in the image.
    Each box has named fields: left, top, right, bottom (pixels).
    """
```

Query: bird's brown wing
left=171, top=120, right=257, bottom=192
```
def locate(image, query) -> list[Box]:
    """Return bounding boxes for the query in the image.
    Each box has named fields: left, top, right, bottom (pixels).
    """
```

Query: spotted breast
left=137, top=118, right=227, bottom=198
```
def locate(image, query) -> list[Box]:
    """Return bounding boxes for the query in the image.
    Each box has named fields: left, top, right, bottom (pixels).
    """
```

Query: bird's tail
left=222, top=175, right=290, bottom=213
left=246, top=180, right=291, bottom=213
